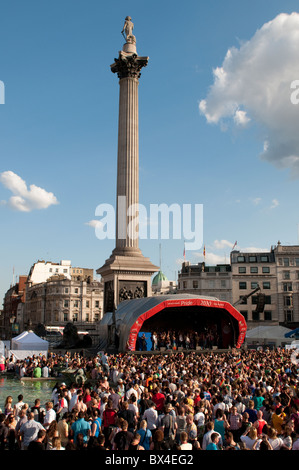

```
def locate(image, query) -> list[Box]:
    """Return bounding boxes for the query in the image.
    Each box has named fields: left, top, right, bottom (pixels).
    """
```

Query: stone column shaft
left=116, top=76, right=139, bottom=251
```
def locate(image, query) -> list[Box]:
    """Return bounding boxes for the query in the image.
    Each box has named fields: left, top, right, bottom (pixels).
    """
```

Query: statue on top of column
left=121, top=16, right=135, bottom=42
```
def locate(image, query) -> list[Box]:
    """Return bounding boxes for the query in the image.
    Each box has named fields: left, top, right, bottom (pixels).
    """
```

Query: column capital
left=111, top=51, right=149, bottom=80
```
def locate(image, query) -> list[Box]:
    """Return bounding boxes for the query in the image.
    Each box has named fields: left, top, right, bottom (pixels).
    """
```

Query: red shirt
left=83, top=393, right=91, bottom=404
left=102, top=408, right=116, bottom=428
left=152, top=392, right=165, bottom=411
left=194, top=395, right=201, bottom=406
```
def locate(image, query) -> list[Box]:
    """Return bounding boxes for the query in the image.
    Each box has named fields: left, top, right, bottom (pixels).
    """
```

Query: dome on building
left=152, top=271, right=168, bottom=286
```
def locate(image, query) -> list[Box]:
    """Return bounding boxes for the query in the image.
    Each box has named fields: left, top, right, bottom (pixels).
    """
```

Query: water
left=0, top=375, right=58, bottom=411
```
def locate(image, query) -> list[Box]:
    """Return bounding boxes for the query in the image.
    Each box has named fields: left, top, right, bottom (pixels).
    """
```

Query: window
left=283, top=271, right=290, bottom=280
left=64, top=300, right=69, bottom=308
left=239, top=295, right=247, bottom=305
left=295, top=258, right=299, bottom=267
left=262, top=267, right=270, bottom=274
left=183, top=281, right=187, bottom=289
left=250, top=267, right=258, bottom=274
left=252, top=311, right=260, bottom=321
left=85, top=314, right=89, bottom=322
left=221, top=280, right=227, bottom=288
left=265, top=295, right=271, bottom=304
left=49, top=268, right=52, bottom=272
left=74, top=288, right=79, bottom=294
left=63, top=312, right=68, bottom=322
left=284, top=310, right=293, bottom=322
left=63, top=269, right=67, bottom=273
left=95, top=300, right=100, bottom=308
left=86, top=300, right=90, bottom=308
left=251, top=282, right=259, bottom=289
left=209, top=280, right=215, bottom=289
left=264, top=311, right=272, bottom=321
left=263, top=282, right=271, bottom=289
left=74, top=300, right=79, bottom=308
left=193, top=281, right=198, bottom=289
left=260, top=255, right=269, bottom=262
left=249, top=256, right=257, bottom=262
left=72, top=313, right=78, bottom=322
left=283, top=282, right=293, bottom=292
left=65, top=288, right=69, bottom=294
left=239, top=282, right=247, bottom=289
left=239, top=267, right=246, bottom=273
left=237, top=256, right=245, bottom=262
left=283, top=258, right=290, bottom=266
left=240, top=311, right=248, bottom=320
left=284, top=296, right=293, bottom=307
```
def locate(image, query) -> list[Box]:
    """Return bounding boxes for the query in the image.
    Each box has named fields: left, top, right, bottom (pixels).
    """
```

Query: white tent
left=245, top=325, right=293, bottom=347
left=10, top=330, right=49, bottom=359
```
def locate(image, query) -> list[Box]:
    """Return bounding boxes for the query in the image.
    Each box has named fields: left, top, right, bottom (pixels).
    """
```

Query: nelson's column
left=97, top=17, right=159, bottom=313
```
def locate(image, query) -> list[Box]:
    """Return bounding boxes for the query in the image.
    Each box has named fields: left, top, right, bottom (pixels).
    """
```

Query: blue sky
left=1, top=0, right=299, bottom=304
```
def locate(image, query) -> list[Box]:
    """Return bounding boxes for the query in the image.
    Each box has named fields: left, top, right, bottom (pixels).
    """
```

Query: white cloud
left=85, top=219, right=103, bottom=229
left=0, top=171, right=58, bottom=212
left=238, top=246, right=268, bottom=253
left=270, top=198, right=279, bottom=209
left=252, top=197, right=262, bottom=205
left=234, top=109, right=251, bottom=127
left=194, top=251, right=228, bottom=265
left=212, top=239, right=234, bottom=250
left=199, top=12, right=299, bottom=177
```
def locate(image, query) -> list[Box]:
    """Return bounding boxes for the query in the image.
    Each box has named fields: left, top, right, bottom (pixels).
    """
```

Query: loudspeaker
left=255, top=293, right=266, bottom=313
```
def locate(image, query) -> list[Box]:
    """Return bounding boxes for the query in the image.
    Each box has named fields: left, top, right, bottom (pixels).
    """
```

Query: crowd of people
left=0, top=346, right=299, bottom=451
left=138, top=328, right=219, bottom=351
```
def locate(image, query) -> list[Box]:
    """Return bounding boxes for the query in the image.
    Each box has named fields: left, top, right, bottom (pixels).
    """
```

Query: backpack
left=116, top=431, right=129, bottom=450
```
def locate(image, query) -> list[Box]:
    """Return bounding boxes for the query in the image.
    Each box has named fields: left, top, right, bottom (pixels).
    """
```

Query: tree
left=35, top=323, right=46, bottom=338
left=63, top=322, right=79, bottom=348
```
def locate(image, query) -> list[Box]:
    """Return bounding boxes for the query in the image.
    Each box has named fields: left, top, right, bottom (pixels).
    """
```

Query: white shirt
left=202, top=430, right=222, bottom=450
left=44, top=409, right=56, bottom=428
left=69, top=392, right=78, bottom=412
left=143, top=407, right=158, bottom=430
left=194, top=411, right=205, bottom=427
left=180, top=442, right=193, bottom=450
left=268, top=437, right=283, bottom=450
left=14, top=401, right=25, bottom=420
left=126, top=387, right=138, bottom=401
left=240, top=435, right=261, bottom=450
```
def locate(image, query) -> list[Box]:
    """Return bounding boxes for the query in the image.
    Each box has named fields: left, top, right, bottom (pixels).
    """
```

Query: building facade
left=27, top=260, right=72, bottom=284
left=231, top=243, right=299, bottom=329
left=230, top=249, right=277, bottom=327
left=177, top=262, right=233, bottom=303
left=1, top=275, right=27, bottom=340
left=25, top=276, right=103, bottom=333
left=1, top=260, right=104, bottom=343
left=152, top=271, right=177, bottom=295
left=274, top=243, right=299, bottom=327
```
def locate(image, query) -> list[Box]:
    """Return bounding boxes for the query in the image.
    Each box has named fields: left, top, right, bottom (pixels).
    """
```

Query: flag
left=219, top=378, right=225, bottom=387
left=232, top=241, right=237, bottom=250
left=203, top=245, right=206, bottom=258
left=236, top=358, right=242, bottom=368
left=183, top=242, right=186, bottom=260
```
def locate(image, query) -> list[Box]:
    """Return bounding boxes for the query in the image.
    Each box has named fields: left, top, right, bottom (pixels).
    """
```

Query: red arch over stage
left=127, top=297, right=247, bottom=351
